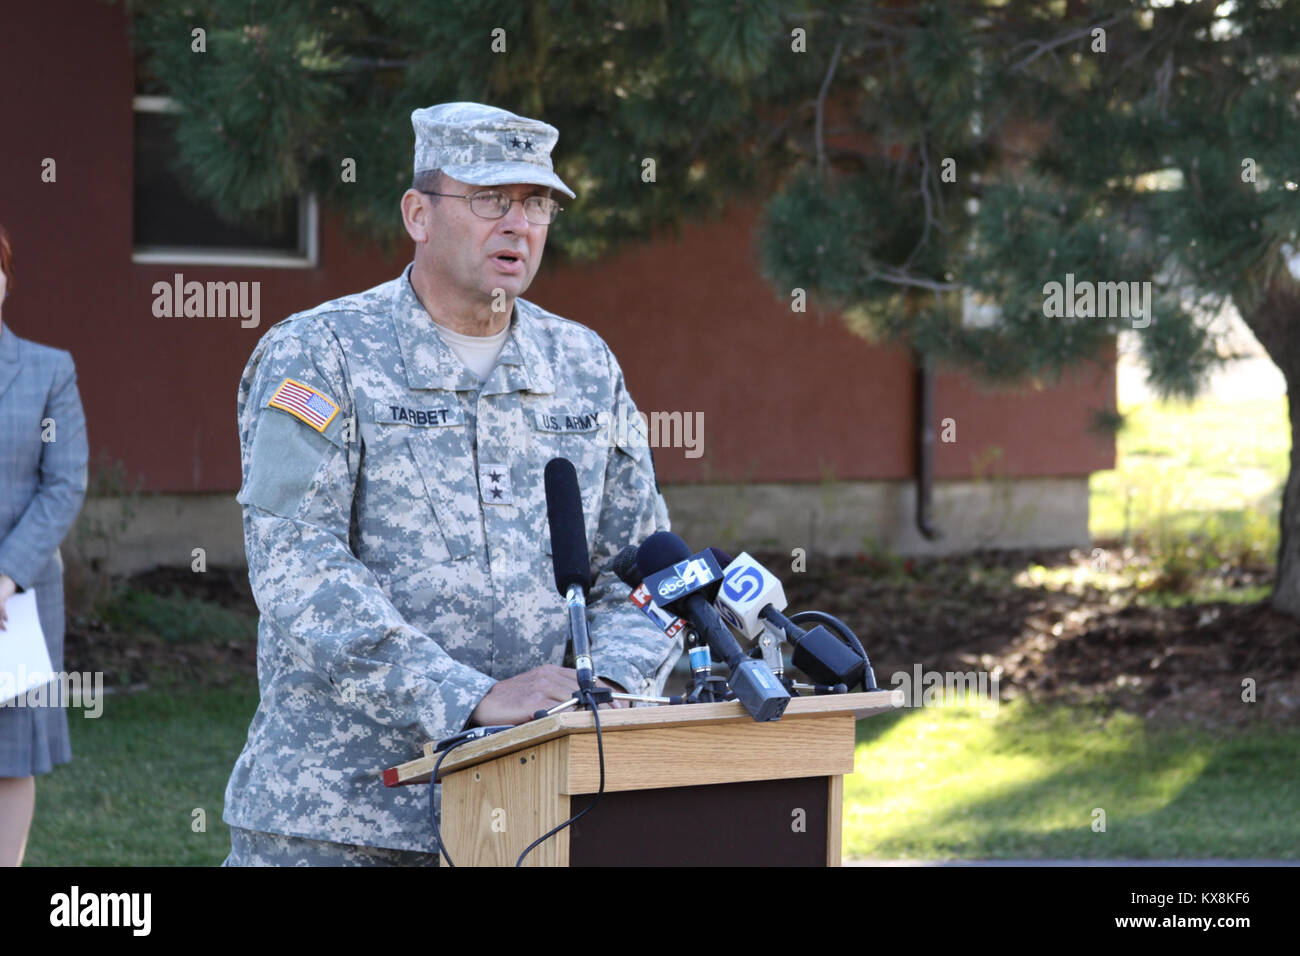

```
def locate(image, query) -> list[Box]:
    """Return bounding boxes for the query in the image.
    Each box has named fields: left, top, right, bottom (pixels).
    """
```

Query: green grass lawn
left=1088, top=393, right=1287, bottom=602
left=1090, top=395, right=1288, bottom=544
left=844, top=700, right=1300, bottom=860
left=24, top=680, right=258, bottom=867
left=26, top=680, right=1300, bottom=864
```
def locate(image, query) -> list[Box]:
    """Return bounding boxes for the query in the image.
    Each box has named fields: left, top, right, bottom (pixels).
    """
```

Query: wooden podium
left=383, top=691, right=897, bottom=866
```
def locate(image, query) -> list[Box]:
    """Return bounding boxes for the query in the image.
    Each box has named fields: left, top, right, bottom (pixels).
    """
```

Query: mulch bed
left=775, top=546, right=1300, bottom=730
left=64, top=549, right=1300, bottom=730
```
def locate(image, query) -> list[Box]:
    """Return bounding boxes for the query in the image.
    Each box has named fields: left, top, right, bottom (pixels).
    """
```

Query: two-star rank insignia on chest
left=478, top=462, right=513, bottom=505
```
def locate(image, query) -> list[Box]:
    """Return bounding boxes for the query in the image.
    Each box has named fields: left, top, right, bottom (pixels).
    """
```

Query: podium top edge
left=383, top=690, right=898, bottom=786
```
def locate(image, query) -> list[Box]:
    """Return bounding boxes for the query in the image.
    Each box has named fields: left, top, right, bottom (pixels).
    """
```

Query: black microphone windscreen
left=612, top=545, right=643, bottom=588
left=544, top=458, right=591, bottom=596
left=636, top=530, right=692, bottom=577
left=708, top=547, right=734, bottom=567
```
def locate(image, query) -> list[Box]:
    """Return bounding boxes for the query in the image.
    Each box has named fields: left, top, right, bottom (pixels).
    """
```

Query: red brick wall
left=532, top=203, right=1115, bottom=484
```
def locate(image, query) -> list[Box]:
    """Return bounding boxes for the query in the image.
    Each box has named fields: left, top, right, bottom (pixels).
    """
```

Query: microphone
left=715, top=552, right=865, bottom=688
left=636, top=532, right=789, bottom=721
left=612, top=545, right=642, bottom=588
left=613, top=544, right=688, bottom=641
left=545, top=458, right=594, bottom=693
left=615, top=544, right=718, bottom=698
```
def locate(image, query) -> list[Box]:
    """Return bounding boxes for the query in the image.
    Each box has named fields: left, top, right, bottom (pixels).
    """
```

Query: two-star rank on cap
left=268, top=378, right=341, bottom=433
left=479, top=462, right=513, bottom=504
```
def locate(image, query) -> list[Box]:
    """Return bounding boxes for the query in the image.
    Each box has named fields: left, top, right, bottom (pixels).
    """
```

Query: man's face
left=420, top=175, right=550, bottom=304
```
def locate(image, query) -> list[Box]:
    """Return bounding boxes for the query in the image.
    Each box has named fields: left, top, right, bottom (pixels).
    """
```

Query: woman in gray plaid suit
left=0, top=225, right=88, bottom=866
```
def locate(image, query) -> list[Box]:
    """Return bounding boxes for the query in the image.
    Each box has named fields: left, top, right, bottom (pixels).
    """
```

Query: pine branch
left=903, top=135, right=935, bottom=271
left=1008, top=10, right=1135, bottom=74
left=871, top=269, right=961, bottom=293
left=814, top=38, right=843, bottom=176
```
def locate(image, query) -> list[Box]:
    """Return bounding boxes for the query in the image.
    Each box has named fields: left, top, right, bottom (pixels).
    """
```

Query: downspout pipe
left=914, top=348, right=942, bottom=541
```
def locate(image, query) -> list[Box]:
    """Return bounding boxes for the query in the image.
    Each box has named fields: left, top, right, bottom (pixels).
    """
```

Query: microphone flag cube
left=716, top=553, right=787, bottom=640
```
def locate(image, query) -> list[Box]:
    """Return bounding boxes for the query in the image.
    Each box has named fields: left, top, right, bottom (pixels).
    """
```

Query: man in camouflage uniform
left=221, top=103, right=679, bottom=866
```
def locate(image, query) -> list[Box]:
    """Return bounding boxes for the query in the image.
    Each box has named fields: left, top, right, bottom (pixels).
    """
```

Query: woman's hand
left=0, top=574, right=16, bottom=631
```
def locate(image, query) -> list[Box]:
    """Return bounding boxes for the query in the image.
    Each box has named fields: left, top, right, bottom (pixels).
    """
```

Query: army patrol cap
left=412, top=102, right=576, bottom=199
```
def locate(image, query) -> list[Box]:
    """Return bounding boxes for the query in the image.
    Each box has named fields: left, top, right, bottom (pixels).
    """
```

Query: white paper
left=0, top=589, right=55, bottom=706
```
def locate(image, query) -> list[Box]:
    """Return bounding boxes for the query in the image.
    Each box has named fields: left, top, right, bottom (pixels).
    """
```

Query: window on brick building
left=132, top=96, right=318, bottom=268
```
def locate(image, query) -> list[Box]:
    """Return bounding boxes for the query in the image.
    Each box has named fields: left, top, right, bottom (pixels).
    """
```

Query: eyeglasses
left=419, top=189, right=563, bottom=225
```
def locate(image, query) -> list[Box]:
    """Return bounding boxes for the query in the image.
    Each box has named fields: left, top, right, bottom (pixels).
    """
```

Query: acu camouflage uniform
left=222, top=265, right=678, bottom=852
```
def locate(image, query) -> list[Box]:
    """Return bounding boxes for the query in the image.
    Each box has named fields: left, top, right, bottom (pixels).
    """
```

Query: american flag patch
left=267, top=378, right=340, bottom=433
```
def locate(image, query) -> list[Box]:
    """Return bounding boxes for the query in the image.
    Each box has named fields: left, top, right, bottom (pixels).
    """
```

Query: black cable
left=515, top=689, right=607, bottom=867
left=788, top=610, right=878, bottom=690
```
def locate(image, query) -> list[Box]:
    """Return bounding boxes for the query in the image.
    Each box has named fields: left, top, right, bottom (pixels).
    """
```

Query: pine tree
left=133, top=0, right=1300, bottom=616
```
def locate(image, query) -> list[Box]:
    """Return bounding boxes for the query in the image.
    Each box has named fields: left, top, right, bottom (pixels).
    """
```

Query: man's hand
left=0, top=575, right=16, bottom=631
left=468, top=664, right=628, bottom=726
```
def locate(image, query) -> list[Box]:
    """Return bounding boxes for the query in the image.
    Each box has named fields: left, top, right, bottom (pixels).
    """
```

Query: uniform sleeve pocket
left=237, top=408, right=339, bottom=520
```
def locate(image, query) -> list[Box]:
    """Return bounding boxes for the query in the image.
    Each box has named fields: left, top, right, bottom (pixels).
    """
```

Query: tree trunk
left=1273, top=381, right=1300, bottom=618
left=1239, top=270, right=1300, bottom=619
